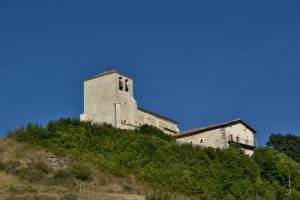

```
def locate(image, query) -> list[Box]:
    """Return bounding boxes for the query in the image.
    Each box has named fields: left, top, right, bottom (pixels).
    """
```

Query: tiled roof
left=138, top=107, right=179, bottom=125
left=84, top=69, right=133, bottom=81
left=174, top=119, right=256, bottom=138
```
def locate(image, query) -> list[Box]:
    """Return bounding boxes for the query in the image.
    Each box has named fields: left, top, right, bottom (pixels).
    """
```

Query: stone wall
left=177, top=128, right=226, bottom=148
left=137, top=109, right=179, bottom=135
left=81, top=70, right=179, bottom=134
left=176, top=122, right=255, bottom=155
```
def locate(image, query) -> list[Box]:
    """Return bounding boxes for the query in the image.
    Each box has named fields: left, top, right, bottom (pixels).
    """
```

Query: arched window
left=119, top=77, right=123, bottom=90
left=125, top=79, right=129, bottom=92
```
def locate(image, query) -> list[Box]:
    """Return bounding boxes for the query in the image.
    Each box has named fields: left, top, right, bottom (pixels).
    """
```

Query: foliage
left=4, top=160, right=21, bottom=175
left=0, top=161, right=6, bottom=170
left=68, top=163, right=92, bottom=181
left=60, top=193, right=77, bottom=200
left=138, top=125, right=173, bottom=141
left=54, top=169, right=70, bottom=179
left=16, top=161, right=51, bottom=182
left=267, top=133, right=300, bottom=163
left=253, top=148, right=300, bottom=190
left=145, top=190, right=174, bottom=200
left=7, top=118, right=300, bottom=199
left=8, top=185, right=37, bottom=195
left=2, top=160, right=51, bottom=182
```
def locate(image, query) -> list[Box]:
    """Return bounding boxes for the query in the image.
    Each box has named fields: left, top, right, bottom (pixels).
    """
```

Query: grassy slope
left=2, top=118, right=300, bottom=200
left=0, top=139, right=145, bottom=200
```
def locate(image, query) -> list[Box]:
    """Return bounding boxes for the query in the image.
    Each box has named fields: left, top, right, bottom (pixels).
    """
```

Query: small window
left=119, top=77, right=123, bottom=90
left=125, top=79, right=129, bottom=92
left=200, top=139, right=203, bottom=143
left=190, top=141, right=193, bottom=144
left=236, top=136, right=239, bottom=143
left=230, top=135, right=233, bottom=141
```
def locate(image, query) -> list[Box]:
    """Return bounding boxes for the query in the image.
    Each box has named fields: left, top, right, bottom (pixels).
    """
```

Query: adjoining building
left=174, top=119, right=256, bottom=156
left=80, top=69, right=257, bottom=155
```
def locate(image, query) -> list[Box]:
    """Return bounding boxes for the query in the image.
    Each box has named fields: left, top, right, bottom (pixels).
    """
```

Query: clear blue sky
left=1, top=1, right=299, bottom=145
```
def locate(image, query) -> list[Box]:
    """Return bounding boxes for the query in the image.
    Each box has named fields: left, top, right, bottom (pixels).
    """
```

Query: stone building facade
left=80, top=69, right=256, bottom=155
left=174, top=120, right=256, bottom=155
left=80, top=69, right=179, bottom=135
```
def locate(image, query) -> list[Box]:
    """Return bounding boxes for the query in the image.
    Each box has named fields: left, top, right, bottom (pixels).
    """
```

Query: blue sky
left=0, top=0, right=299, bottom=145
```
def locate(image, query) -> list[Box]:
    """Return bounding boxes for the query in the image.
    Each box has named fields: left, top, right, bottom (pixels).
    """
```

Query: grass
left=0, top=138, right=146, bottom=200
left=6, top=118, right=300, bottom=199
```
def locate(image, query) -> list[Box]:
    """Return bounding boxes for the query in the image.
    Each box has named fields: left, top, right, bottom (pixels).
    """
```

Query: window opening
left=119, top=77, right=123, bottom=91
left=125, top=79, right=129, bottom=92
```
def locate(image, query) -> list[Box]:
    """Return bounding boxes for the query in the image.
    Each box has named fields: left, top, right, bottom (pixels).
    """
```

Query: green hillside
left=1, top=118, right=300, bottom=200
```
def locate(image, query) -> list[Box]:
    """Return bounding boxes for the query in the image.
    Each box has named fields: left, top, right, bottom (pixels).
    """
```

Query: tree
left=267, top=133, right=300, bottom=163
left=253, top=148, right=300, bottom=197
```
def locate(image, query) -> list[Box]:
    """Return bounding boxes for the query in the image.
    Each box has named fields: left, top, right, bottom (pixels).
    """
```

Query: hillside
left=0, top=139, right=145, bottom=200
left=1, top=118, right=299, bottom=200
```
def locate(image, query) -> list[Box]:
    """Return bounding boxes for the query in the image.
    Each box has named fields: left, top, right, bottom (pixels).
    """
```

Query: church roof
left=138, top=107, right=179, bottom=125
left=84, top=69, right=133, bottom=81
left=174, top=119, right=256, bottom=138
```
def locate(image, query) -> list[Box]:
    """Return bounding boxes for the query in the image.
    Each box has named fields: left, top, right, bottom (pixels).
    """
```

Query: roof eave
left=174, top=119, right=256, bottom=138
left=84, top=69, right=133, bottom=82
left=138, top=107, right=179, bottom=125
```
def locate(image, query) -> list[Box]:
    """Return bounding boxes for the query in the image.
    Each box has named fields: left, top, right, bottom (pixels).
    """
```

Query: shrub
left=145, top=190, right=187, bottom=200
left=0, top=161, right=6, bottom=170
left=145, top=190, right=173, bottom=200
left=253, top=148, right=300, bottom=189
left=69, top=163, right=92, bottom=181
left=138, top=124, right=173, bottom=141
left=8, top=185, right=37, bottom=195
left=54, top=169, right=70, bottom=179
left=5, top=160, right=21, bottom=175
left=32, top=161, right=51, bottom=174
left=17, top=161, right=51, bottom=182
left=60, top=193, right=77, bottom=200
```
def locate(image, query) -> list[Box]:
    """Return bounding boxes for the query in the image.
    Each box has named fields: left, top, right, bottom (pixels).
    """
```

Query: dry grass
left=0, top=139, right=145, bottom=200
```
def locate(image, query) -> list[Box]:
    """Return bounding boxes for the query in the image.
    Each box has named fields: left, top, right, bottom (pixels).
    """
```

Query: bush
left=138, top=124, right=173, bottom=141
left=31, top=161, right=51, bottom=174
left=8, top=185, right=37, bottom=195
left=69, top=163, right=92, bottom=181
left=5, top=160, right=21, bottom=175
left=145, top=190, right=187, bottom=200
left=54, top=169, right=70, bottom=179
left=0, top=161, right=6, bottom=170
left=17, top=161, right=51, bottom=182
left=60, top=193, right=77, bottom=200
left=253, top=148, right=300, bottom=189
left=145, top=191, right=173, bottom=200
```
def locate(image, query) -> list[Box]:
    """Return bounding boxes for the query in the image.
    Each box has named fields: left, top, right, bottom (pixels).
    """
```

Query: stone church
left=80, top=69, right=256, bottom=155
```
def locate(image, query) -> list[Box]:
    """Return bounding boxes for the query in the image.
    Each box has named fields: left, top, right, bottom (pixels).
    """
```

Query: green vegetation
left=267, top=133, right=300, bottom=163
left=0, top=161, right=6, bottom=170
left=7, top=118, right=300, bottom=199
left=68, top=163, right=92, bottom=181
